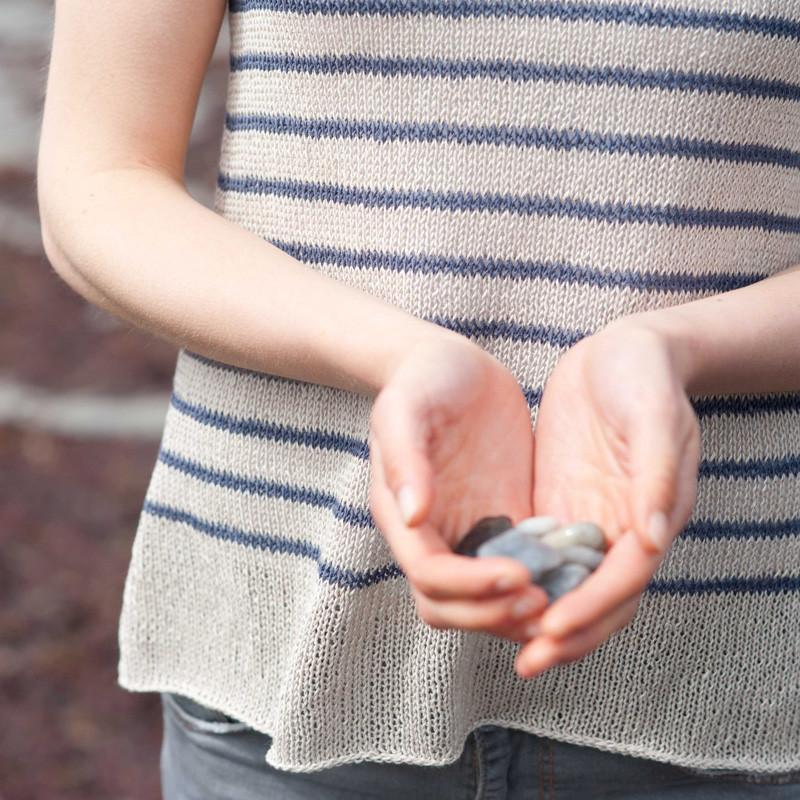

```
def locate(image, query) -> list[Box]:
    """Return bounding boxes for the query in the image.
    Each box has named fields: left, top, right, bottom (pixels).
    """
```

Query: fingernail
left=511, top=596, right=538, bottom=619
left=647, top=510, right=671, bottom=552
left=397, top=484, right=418, bottom=525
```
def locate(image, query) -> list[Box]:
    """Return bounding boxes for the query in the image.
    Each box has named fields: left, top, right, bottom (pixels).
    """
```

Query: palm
left=369, top=334, right=552, bottom=641
left=532, top=353, right=637, bottom=545
left=392, top=341, right=536, bottom=547
left=531, top=329, right=700, bottom=551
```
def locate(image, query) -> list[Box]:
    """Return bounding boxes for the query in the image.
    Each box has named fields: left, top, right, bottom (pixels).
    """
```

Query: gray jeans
left=160, top=691, right=800, bottom=799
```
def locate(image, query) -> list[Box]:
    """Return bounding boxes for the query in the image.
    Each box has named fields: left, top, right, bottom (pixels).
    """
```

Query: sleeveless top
left=117, top=0, right=800, bottom=774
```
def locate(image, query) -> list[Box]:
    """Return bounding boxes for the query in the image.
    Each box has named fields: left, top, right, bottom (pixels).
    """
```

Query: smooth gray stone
left=476, top=530, right=564, bottom=582
left=559, top=545, right=604, bottom=570
left=539, top=563, right=591, bottom=601
left=541, top=521, right=606, bottom=552
left=511, top=516, right=560, bottom=537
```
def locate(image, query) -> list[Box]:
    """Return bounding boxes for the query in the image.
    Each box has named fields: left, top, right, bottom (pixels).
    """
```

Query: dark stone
left=454, top=515, right=513, bottom=556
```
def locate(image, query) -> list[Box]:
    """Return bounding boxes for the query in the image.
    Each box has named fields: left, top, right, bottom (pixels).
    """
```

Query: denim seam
left=470, top=734, right=480, bottom=799
left=537, top=735, right=545, bottom=800
left=474, top=729, right=486, bottom=799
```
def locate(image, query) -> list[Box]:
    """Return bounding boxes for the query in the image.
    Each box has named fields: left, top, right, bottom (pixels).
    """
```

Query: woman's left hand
left=514, top=317, right=701, bottom=678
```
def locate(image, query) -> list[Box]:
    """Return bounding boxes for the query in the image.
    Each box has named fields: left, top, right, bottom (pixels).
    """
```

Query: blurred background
left=1, top=4, right=230, bottom=798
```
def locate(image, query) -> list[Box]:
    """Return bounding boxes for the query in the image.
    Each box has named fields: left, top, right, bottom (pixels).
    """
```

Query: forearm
left=608, top=264, right=800, bottom=397
left=38, top=166, right=449, bottom=397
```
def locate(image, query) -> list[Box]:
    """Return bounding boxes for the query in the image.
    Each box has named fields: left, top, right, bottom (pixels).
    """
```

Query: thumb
left=629, top=415, right=681, bottom=556
left=369, top=387, right=434, bottom=527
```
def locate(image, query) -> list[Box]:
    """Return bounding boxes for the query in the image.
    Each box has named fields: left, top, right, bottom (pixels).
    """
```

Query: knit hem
left=118, top=671, right=800, bottom=778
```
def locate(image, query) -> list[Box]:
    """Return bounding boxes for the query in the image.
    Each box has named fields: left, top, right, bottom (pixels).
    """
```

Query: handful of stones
left=454, top=515, right=607, bottom=602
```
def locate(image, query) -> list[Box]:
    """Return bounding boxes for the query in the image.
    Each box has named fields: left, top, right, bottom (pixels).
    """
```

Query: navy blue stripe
left=142, top=500, right=401, bottom=589
left=170, top=389, right=800, bottom=480
left=181, top=350, right=800, bottom=419
left=229, top=52, right=800, bottom=104
left=682, top=517, right=800, bottom=542
left=182, top=349, right=312, bottom=388
left=143, top=499, right=800, bottom=594
left=691, top=393, right=800, bottom=417
left=217, top=173, right=800, bottom=234
left=227, top=112, right=800, bottom=172
left=428, top=316, right=588, bottom=348
left=158, top=439, right=800, bottom=543
left=229, top=0, right=800, bottom=43
left=171, top=390, right=369, bottom=458
left=265, top=238, right=767, bottom=294
left=158, top=447, right=373, bottom=528
left=699, top=455, right=800, bottom=480
left=648, top=575, right=800, bottom=595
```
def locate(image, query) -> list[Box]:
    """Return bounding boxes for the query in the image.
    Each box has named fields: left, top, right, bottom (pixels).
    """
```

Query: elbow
left=36, top=175, right=109, bottom=307
left=39, top=210, right=67, bottom=276
left=36, top=135, right=100, bottom=287
left=36, top=167, right=77, bottom=281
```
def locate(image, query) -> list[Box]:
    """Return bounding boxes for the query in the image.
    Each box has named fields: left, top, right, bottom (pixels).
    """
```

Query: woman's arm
left=36, top=0, right=449, bottom=398
left=613, top=262, right=800, bottom=398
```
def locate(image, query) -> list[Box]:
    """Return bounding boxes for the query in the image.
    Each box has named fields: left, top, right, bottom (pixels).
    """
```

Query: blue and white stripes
left=224, top=112, right=800, bottom=171
left=144, top=347, right=800, bottom=588
left=118, top=0, right=800, bottom=774
left=228, top=0, right=800, bottom=44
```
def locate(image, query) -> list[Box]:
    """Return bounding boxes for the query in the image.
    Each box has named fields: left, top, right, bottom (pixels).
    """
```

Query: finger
left=414, top=583, right=549, bottom=634
left=495, top=608, right=548, bottom=644
left=629, top=396, right=700, bottom=555
left=537, top=530, right=660, bottom=639
left=369, top=438, right=531, bottom=600
left=516, top=595, right=640, bottom=678
left=540, top=444, right=699, bottom=638
left=369, top=388, right=435, bottom=526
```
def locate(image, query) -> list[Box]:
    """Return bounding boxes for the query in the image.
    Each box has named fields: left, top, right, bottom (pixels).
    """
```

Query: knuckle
left=407, top=565, right=436, bottom=597
left=651, top=470, right=678, bottom=510
left=461, top=611, right=496, bottom=632
left=415, top=599, right=446, bottom=630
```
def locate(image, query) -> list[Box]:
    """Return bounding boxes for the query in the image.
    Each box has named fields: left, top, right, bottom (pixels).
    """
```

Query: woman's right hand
left=368, top=331, right=550, bottom=642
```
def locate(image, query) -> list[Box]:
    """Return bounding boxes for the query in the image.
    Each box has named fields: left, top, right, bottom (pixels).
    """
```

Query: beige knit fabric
left=118, top=0, right=800, bottom=774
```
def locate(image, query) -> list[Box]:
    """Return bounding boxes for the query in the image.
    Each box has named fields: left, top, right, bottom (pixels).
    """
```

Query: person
left=36, top=0, right=800, bottom=797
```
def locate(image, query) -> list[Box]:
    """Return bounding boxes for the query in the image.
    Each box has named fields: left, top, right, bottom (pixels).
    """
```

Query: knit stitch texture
left=118, top=0, right=800, bottom=774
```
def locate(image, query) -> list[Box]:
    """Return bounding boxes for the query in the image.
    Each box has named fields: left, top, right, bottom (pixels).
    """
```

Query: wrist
left=375, top=319, right=474, bottom=395
left=601, top=309, right=701, bottom=394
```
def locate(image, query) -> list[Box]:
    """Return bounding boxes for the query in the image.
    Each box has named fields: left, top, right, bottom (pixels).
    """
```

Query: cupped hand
left=515, top=319, right=701, bottom=678
left=368, top=331, right=550, bottom=640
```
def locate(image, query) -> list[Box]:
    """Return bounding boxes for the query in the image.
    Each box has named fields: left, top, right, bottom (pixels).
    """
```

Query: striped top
left=118, top=0, right=800, bottom=775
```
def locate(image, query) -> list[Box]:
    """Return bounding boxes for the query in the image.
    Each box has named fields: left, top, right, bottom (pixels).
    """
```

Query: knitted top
left=117, top=0, right=800, bottom=775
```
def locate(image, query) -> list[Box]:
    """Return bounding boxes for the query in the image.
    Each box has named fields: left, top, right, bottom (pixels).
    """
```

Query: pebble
left=557, top=545, right=604, bottom=570
left=540, top=521, right=606, bottom=552
left=476, top=530, right=564, bottom=582
left=512, top=516, right=560, bottom=537
left=454, top=515, right=512, bottom=556
left=538, top=563, right=591, bottom=602
left=456, top=515, right=608, bottom=602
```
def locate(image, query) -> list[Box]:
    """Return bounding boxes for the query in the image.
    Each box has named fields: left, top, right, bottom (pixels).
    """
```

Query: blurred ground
left=1, top=4, right=230, bottom=798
